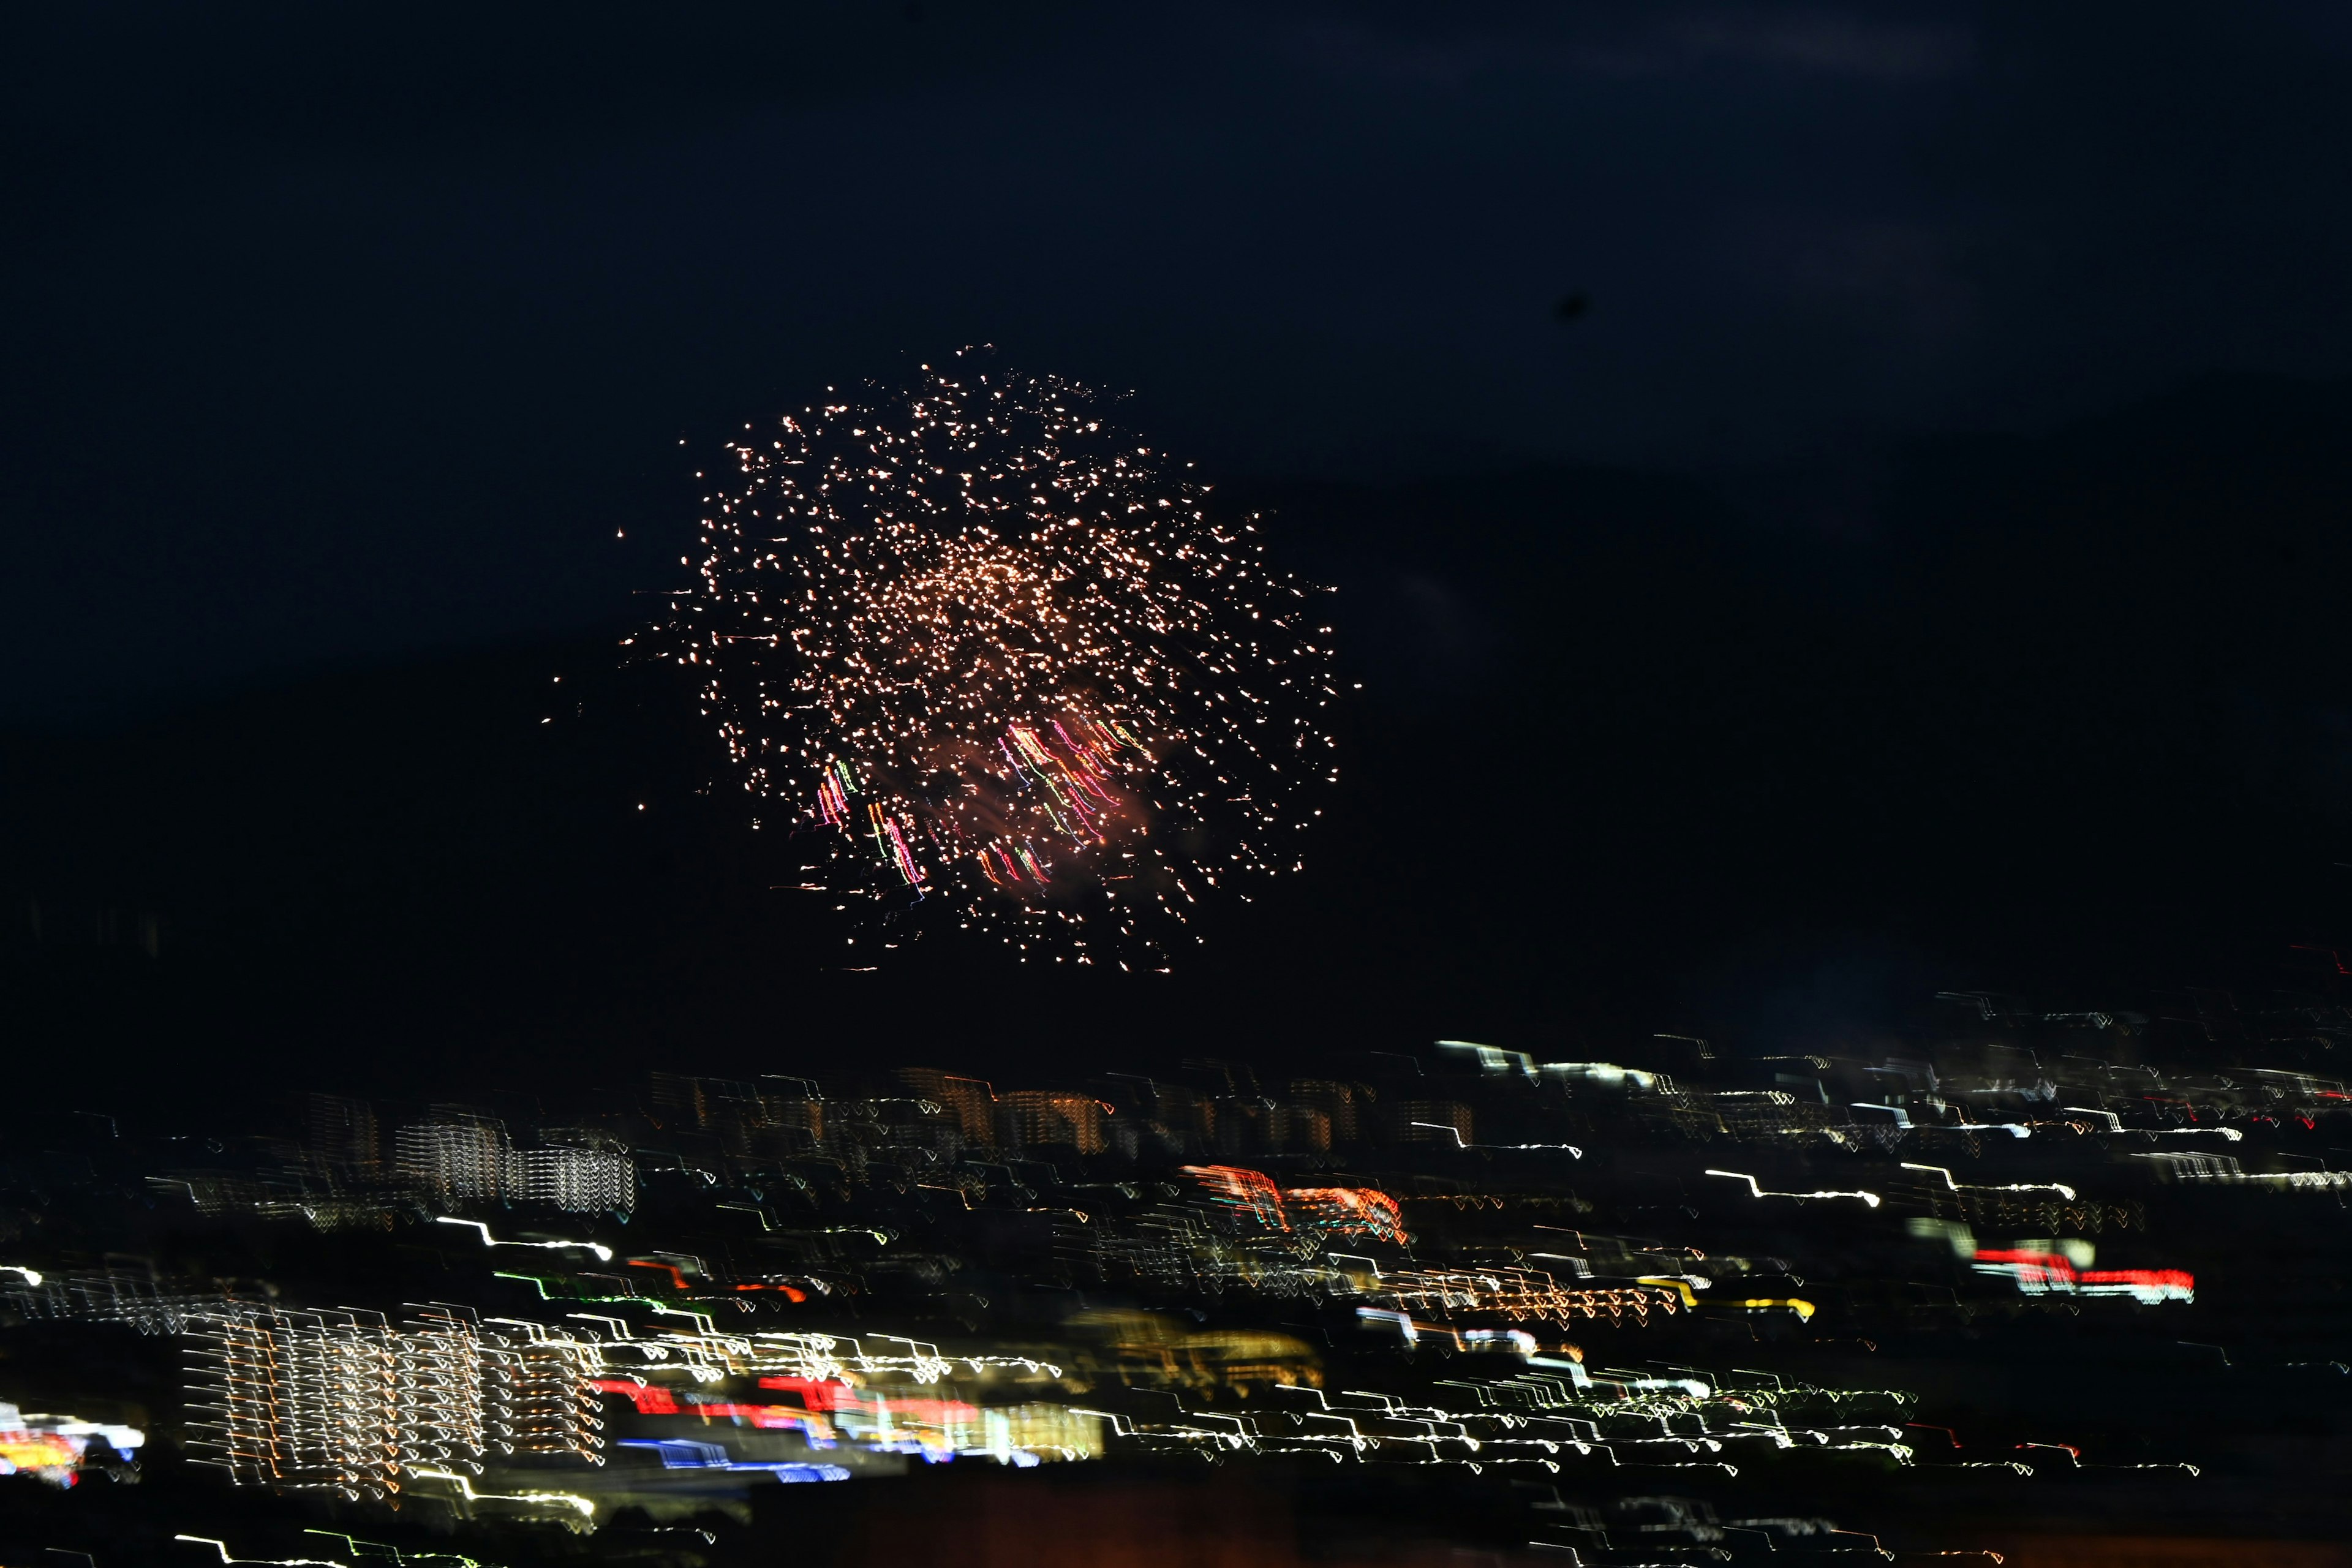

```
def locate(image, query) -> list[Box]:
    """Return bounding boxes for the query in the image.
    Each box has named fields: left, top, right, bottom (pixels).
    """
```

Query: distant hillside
left=8, top=374, right=2352, bottom=1109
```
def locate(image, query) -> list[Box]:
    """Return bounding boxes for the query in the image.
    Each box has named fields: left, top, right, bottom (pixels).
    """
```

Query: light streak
left=1180, top=1164, right=1291, bottom=1229
left=175, top=1542, right=348, bottom=1568
left=1284, top=1186, right=1410, bottom=1244
left=1632, top=1276, right=1819, bottom=1321
left=0, top=1401, right=144, bottom=1489
left=303, top=1534, right=502, bottom=1568
left=1409, top=1121, right=1583, bottom=1155
left=433, top=1216, right=614, bottom=1262
left=1902, top=1163, right=2078, bottom=1200
left=1370, top=1268, right=1683, bottom=1325
left=1706, top=1170, right=1882, bottom=1208
left=407, top=1467, right=597, bottom=1521
left=2133, top=1152, right=2352, bottom=1188
left=1969, top=1249, right=2194, bottom=1304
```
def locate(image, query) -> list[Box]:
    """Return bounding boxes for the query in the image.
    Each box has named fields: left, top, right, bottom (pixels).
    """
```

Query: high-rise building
left=185, top=1308, right=603, bottom=1496
left=477, top=1322, right=604, bottom=1464
left=394, top=1118, right=510, bottom=1205
left=393, top=1118, right=632, bottom=1215
left=507, top=1146, right=636, bottom=1216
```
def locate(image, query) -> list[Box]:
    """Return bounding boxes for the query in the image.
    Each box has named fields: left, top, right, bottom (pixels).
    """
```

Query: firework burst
left=643, top=352, right=1340, bottom=967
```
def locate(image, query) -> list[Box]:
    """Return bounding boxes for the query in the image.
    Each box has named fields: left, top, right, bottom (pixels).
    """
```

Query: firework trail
left=639, top=351, right=1340, bottom=967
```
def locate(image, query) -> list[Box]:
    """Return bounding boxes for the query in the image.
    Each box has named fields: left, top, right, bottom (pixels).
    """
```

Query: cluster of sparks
left=647, top=352, right=1339, bottom=967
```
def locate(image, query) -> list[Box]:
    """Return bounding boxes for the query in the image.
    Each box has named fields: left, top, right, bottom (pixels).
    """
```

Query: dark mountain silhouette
left=9, top=374, right=2352, bottom=1112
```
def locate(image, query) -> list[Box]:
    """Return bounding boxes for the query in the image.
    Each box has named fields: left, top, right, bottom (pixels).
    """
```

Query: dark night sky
left=7, top=1, right=2352, bottom=717
left=9, top=4, right=2352, bottom=1101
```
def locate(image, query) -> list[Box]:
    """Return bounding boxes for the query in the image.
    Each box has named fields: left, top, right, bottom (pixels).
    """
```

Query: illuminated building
left=508, top=1145, right=636, bottom=1217
left=895, top=1068, right=1000, bottom=1148
left=396, top=1115, right=511, bottom=1205
left=185, top=1308, right=605, bottom=1498
left=1286, top=1079, right=1363, bottom=1145
left=999, top=1091, right=1109, bottom=1155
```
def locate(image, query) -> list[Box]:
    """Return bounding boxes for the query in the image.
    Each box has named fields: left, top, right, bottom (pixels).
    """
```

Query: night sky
left=10, top=1, right=2352, bottom=715
left=8, top=2, right=2352, bottom=1099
